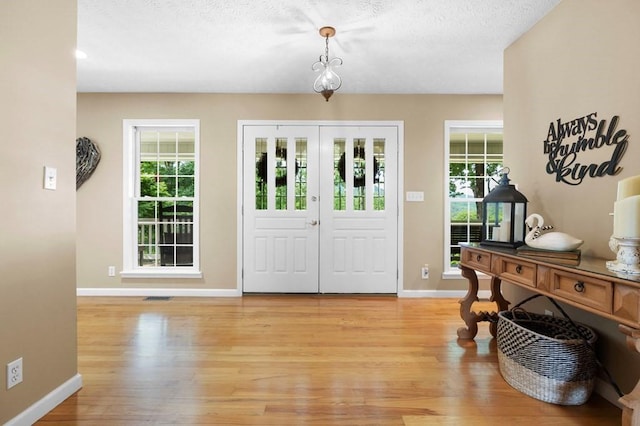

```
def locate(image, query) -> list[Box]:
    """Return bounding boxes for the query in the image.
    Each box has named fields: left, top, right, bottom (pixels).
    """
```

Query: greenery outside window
left=444, top=120, right=503, bottom=276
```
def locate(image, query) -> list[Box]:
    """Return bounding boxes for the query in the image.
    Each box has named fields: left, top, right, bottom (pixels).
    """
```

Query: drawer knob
left=515, top=265, right=522, bottom=274
left=476, top=255, right=482, bottom=262
left=574, top=281, right=585, bottom=293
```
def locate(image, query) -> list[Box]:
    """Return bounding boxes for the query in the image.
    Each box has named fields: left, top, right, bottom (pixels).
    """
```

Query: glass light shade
left=313, top=57, right=343, bottom=101
left=480, top=171, right=528, bottom=248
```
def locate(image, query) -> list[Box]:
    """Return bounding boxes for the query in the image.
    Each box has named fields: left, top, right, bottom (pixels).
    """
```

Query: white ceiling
left=76, top=0, right=561, bottom=94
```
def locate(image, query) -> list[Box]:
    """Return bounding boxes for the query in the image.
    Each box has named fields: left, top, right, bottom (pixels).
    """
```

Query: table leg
left=619, top=325, right=640, bottom=426
left=457, top=265, right=480, bottom=339
left=458, top=266, right=511, bottom=339
left=488, top=276, right=510, bottom=337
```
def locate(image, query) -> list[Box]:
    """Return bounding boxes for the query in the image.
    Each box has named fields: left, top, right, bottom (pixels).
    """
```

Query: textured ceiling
left=76, top=0, right=561, bottom=94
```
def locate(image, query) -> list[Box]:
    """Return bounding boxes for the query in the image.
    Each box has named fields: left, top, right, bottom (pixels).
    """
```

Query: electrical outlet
left=108, top=266, right=116, bottom=277
left=421, top=264, right=429, bottom=279
left=7, top=358, right=23, bottom=389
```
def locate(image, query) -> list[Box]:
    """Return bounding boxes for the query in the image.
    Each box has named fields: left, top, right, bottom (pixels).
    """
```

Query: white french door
left=242, top=125, right=320, bottom=293
left=241, top=122, right=399, bottom=293
left=318, top=126, right=398, bottom=293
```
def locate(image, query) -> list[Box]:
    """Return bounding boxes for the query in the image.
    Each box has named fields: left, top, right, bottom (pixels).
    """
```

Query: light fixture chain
left=325, top=35, right=330, bottom=61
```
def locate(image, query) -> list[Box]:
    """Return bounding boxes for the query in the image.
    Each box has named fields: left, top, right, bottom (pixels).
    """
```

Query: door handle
left=309, top=220, right=319, bottom=226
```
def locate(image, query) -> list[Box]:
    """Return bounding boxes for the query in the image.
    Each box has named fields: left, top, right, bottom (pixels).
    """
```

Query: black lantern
left=480, top=168, right=528, bottom=248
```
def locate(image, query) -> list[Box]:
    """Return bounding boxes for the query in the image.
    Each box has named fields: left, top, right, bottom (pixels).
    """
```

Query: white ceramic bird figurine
left=525, top=213, right=584, bottom=251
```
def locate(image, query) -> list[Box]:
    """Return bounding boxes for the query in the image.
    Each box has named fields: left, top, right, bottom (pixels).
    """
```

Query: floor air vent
left=144, top=296, right=173, bottom=301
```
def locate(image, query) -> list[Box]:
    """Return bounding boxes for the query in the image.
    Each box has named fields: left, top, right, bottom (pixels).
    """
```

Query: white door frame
left=236, top=120, right=404, bottom=295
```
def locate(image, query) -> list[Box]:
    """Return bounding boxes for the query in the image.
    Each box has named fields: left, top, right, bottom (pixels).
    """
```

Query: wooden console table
left=458, top=243, right=640, bottom=426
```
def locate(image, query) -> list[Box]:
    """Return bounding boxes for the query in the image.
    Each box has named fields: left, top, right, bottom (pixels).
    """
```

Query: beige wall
left=504, top=0, right=640, bottom=396
left=0, top=0, right=78, bottom=423
left=76, top=93, right=502, bottom=291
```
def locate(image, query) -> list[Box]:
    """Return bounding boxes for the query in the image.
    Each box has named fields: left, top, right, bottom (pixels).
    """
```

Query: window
left=332, top=137, right=386, bottom=211
left=122, top=119, right=201, bottom=278
left=444, top=121, right=503, bottom=276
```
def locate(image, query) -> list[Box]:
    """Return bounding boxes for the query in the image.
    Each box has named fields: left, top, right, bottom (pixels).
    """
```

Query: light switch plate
left=406, top=191, right=424, bottom=202
left=44, top=166, right=57, bottom=190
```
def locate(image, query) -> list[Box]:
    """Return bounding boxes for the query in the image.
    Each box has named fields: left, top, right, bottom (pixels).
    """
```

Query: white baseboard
left=5, top=373, right=82, bottom=426
left=78, top=288, right=494, bottom=299
left=399, top=289, right=492, bottom=299
left=77, top=288, right=242, bottom=297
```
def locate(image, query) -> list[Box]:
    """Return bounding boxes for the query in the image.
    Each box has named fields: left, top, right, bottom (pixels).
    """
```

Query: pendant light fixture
left=312, top=26, right=343, bottom=102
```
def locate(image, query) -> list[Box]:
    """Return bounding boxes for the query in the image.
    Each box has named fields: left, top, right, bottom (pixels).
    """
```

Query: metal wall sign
left=543, top=112, right=629, bottom=185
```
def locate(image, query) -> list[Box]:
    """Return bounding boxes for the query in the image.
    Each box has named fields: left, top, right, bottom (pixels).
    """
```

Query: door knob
left=309, top=220, right=319, bottom=226
left=311, top=196, right=318, bottom=201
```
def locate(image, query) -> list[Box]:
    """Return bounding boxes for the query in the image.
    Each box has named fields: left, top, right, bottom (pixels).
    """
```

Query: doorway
left=240, top=121, right=402, bottom=293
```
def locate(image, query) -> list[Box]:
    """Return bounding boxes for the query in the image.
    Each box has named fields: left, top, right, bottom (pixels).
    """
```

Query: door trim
left=237, top=120, right=404, bottom=295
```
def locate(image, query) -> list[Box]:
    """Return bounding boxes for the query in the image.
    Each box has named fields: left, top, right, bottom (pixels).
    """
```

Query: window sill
left=120, top=269, right=203, bottom=279
left=442, top=270, right=490, bottom=280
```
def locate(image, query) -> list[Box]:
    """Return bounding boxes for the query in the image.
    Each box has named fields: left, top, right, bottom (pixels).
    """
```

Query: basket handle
left=510, top=306, right=533, bottom=321
left=515, top=294, right=586, bottom=337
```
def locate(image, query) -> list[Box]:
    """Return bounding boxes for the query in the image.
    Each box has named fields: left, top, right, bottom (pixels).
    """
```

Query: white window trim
left=122, top=119, right=202, bottom=278
left=443, top=120, right=503, bottom=279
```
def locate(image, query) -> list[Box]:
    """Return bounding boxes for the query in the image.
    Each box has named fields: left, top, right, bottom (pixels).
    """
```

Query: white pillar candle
left=492, top=226, right=501, bottom=240
left=613, top=194, right=640, bottom=238
left=501, top=220, right=511, bottom=241
left=617, top=175, right=640, bottom=200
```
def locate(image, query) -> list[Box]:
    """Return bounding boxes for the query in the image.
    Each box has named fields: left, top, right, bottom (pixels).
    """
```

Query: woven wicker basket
left=497, top=308, right=598, bottom=405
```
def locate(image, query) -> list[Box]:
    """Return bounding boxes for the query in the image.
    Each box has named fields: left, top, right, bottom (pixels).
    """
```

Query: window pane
left=275, top=138, right=287, bottom=210
left=295, top=138, right=307, bottom=210
left=178, top=177, right=195, bottom=197
left=373, top=138, right=385, bottom=211
left=255, top=138, right=267, bottom=210
left=450, top=246, right=461, bottom=268
left=177, top=136, right=195, bottom=158
left=159, top=161, right=177, bottom=175
left=137, top=200, right=157, bottom=267
left=138, top=200, right=156, bottom=218
left=334, top=139, right=346, bottom=211
left=158, top=201, right=193, bottom=266
left=139, top=161, right=158, bottom=197
left=158, top=175, right=177, bottom=197
left=353, top=139, right=366, bottom=211
left=450, top=200, right=480, bottom=223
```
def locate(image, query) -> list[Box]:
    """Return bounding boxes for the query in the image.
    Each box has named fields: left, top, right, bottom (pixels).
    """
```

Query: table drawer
left=549, top=269, right=613, bottom=314
left=494, top=256, right=536, bottom=288
left=461, top=247, right=492, bottom=274
left=614, top=284, right=640, bottom=326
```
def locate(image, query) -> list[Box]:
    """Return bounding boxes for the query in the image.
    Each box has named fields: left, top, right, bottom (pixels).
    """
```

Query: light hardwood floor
left=38, top=296, right=621, bottom=425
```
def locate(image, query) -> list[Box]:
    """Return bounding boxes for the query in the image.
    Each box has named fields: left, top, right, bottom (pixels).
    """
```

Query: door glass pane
left=333, top=139, right=346, bottom=211
left=255, top=138, right=267, bottom=210
left=373, top=138, right=385, bottom=211
left=275, top=138, right=287, bottom=210
left=353, top=138, right=366, bottom=211
left=295, top=138, right=307, bottom=210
